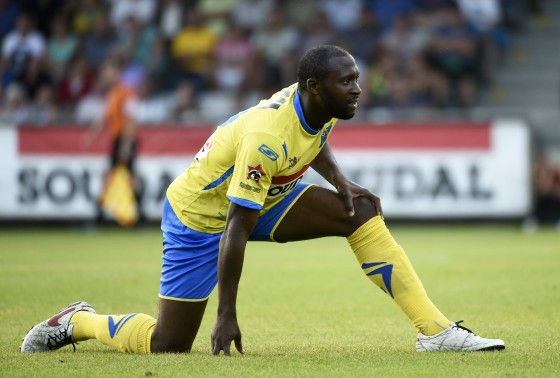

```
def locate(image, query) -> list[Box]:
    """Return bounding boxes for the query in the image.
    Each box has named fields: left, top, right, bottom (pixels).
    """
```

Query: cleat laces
left=46, top=328, right=76, bottom=352
left=452, top=320, right=477, bottom=335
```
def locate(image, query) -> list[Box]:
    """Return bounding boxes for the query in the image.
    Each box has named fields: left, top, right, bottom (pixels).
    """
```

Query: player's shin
left=72, top=311, right=155, bottom=353
left=347, top=216, right=451, bottom=336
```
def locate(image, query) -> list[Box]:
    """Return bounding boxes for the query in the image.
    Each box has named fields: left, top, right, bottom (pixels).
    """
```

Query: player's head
left=297, top=45, right=361, bottom=120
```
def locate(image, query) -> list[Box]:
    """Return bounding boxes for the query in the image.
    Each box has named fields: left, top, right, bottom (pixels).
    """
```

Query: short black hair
left=297, top=45, right=351, bottom=92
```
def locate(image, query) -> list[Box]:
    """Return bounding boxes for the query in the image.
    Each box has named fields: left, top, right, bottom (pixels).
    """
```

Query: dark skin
left=150, top=53, right=383, bottom=355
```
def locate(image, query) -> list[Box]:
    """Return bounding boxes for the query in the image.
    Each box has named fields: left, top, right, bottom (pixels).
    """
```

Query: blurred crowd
left=0, top=0, right=543, bottom=126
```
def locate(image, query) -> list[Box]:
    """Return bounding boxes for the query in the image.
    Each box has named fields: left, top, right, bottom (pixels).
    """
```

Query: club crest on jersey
left=288, top=156, right=299, bottom=169
left=247, top=164, right=266, bottom=183
left=258, top=144, right=279, bottom=161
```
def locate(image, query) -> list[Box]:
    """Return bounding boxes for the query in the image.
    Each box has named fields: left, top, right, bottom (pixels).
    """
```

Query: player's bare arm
left=312, top=142, right=383, bottom=218
left=211, top=202, right=259, bottom=356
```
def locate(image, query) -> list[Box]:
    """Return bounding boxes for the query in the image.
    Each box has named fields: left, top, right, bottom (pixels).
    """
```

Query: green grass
left=1, top=224, right=559, bottom=377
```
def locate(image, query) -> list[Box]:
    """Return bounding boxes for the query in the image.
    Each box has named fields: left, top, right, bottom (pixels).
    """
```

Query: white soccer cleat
left=21, top=301, right=96, bottom=353
left=416, top=321, right=505, bottom=352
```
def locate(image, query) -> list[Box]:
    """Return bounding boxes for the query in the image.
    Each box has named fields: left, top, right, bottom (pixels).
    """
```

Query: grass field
left=1, top=224, right=559, bottom=377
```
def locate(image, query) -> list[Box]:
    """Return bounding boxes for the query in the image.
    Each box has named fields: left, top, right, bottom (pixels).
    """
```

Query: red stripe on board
left=18, top=122, right=491, bottom=155
left=328, top=123, right=491, bottom=150
left=18, top=125, right=215, bottom=155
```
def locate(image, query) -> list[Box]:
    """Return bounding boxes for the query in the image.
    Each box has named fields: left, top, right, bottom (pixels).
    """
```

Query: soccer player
left=21, top=45, right=505, bottom=355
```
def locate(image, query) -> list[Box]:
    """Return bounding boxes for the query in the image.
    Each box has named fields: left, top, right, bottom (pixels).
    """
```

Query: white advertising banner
left=0, top=120, right=531, bottom=220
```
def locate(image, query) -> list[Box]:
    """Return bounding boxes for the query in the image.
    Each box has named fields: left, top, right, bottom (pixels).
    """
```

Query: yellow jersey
left=166, top=84, right=338, bottom=233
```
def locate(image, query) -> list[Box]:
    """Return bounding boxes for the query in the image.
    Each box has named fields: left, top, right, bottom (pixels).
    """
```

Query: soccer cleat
left=416, top=321, right=505, bottom=352
left=21, top=301, right=96, bottom=353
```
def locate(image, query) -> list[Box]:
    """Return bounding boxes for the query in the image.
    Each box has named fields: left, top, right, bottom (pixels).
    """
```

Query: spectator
left=284, top=0, right=320, bottom=30
left=231, top=0, right=274, bottom=32
left=368, top=0, right=416, bottom=33
left=81, top=11, right=117, bottom=70
left=297, top=11, right=336, bottom=56
left=47, top=15, right=78, bottom=82
left=0, top=0, right=21, bottom=42
left=169, top=8, right=217, bottom=94
left=210, top=18, right=257, bottom=92
left=320, top=0, right=364, bottom=31
left=125, top=78, right=170, bottom=124
left=21, top=53, right=53, bottom=100
left=251, top=6, right=299, bottom=91
left=116, top=16, right=162, bottom=79
left=69, top=0, right=107, bottom=36
left=1, top=12, right=46, bottom=89
left=0, top=83, right=30, bottom=124
left=156, top=0, right=184, bottom=42
left=197, top=0, right=238, bottom=37
left=426, top=5, right=480, bottom=107
left=171, top=81, right=202, bottom=123
left=74, top=78, right=105, bottom=124
left=28, top=83, right=58, bottom=124
left=57, top=55, right=95, bottom=107
left=332, top=6, right=378, bottom=65
left=108, top=0, right=156, bottom=29
left=379, top=13, right=431, bottom=66
left=22, top=0, right=63, bottom=38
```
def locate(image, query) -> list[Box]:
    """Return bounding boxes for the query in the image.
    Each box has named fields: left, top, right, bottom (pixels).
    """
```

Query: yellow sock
left=347, top=217, right=451, bottom=335
left=71, top=311, right=155, bottom=353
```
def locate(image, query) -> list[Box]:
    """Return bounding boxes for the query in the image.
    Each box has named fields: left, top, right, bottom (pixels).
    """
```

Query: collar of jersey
left=293, top=90, right=321, bottom=135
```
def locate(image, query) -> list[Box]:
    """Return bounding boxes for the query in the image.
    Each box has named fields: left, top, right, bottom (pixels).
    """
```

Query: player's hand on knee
left=336, top=179, right=384, bottom=218
left=211, top=317, right=244, bottom=356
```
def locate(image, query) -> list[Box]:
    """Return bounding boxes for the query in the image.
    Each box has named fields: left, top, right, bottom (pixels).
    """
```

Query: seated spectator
left=47, top=15, right=78, bottom=82
left=297, top=11, right=335, bottom=60
left=21, top=55, right=53, bottom=101
left=332, top=6, right=378, bottom=65
left=251, top=6, right=299, bottom=91
left=0, top=83, right=30, bottom=124
left=74, top=79, right=106, bottom=124
left=116, top=16, right=162, bottom=79
left=320, top=0, right=364, bottom=32
left=1, top=12, right=46, bottom=89
left=169, top=8, right=216, bottom=94
left=368, top=0, right=416, bottom=33
left=108, top=0, right=156, bottom=29
left=28, top=83, right=59, bottom=125
left=69, top=0, right=108, bottom=36
left=125, top=78, right=170, bottom=124
left=157, top=0, right=184, bottom=42
left=210, top=19, right=257, bottom=92
left=57, top=55, right=95, bottom=107
left=81, top=11, right=118, bottom=70
left=231, top=0, right=274, bottom=32
left=426, top=5, right=481, bottom=107
left=0, top=0, right=21, bottom=42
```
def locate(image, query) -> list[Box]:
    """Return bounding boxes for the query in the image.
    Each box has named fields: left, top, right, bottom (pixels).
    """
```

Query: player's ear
left=307, top=78, right=320, bottom=95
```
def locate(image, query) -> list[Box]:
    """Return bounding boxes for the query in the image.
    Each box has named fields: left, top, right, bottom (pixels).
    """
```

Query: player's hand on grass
left=211, top=316, right=244, bottom=356
left=336, top=178, right=384, bottom=219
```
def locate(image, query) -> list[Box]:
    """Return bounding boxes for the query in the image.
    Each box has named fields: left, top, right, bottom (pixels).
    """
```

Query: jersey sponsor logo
left=362, top=262, right=394, bottom=298
left=267, top=175, right=303, bottom=198
left=107, top=314, right=138, bottom=338
left=247, top=164, right=266, bottom=183
left=239, top=181, right=261, bottom=193
left=258, top=144, right=279, bottom=161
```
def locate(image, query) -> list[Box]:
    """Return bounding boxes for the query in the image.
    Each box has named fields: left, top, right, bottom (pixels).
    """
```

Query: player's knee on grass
left=150, top=332, right=195, bottom=353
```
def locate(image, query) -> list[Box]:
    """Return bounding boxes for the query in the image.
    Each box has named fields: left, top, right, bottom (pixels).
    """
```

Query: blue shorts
left=159, top=182, right=312, bottom=301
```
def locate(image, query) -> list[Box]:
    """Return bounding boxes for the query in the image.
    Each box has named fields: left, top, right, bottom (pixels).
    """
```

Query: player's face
left=320, top=55, right=361, bottom=120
